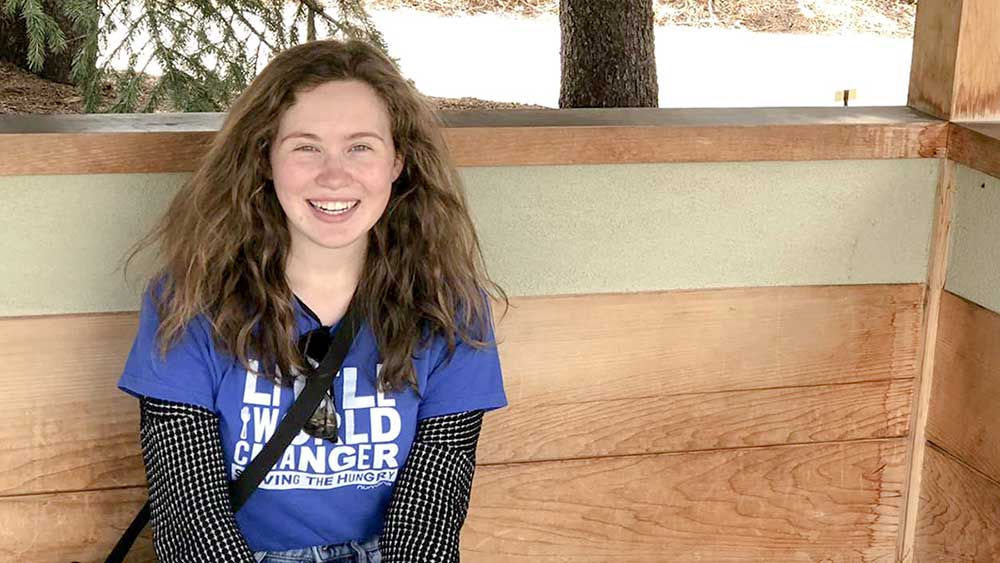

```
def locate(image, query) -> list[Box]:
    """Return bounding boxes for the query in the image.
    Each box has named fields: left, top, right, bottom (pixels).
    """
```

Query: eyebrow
left=278, top=131, right=387, bottom=144
left=278, top=132, right=320, bottom=145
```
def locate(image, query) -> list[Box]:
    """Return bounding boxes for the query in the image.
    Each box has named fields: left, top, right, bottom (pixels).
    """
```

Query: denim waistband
left=253, top=536, right=380, bottom=563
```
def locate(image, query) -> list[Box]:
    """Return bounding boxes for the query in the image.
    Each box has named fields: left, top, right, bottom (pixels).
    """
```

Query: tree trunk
left=0, top=1, right=89, bottom=85
left=559, top=0, right=658, bottom=108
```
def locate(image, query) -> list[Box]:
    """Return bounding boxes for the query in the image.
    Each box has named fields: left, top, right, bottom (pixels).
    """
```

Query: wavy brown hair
left=128, top=39, right=505, bottom=391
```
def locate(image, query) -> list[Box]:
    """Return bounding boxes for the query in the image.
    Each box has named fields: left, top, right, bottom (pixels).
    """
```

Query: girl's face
left=270, top=79, right=403, bottom=262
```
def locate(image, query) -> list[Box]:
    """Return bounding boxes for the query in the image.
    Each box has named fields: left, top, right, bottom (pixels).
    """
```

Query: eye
left=349, top=144, right=373, bottom=153
left=294, top=145, right=320, bottom=153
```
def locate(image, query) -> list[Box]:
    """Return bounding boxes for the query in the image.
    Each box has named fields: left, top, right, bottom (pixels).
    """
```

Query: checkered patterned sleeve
left=139, top=397, right=255, bottom=563
left=380, top=410, right=485, bottom=563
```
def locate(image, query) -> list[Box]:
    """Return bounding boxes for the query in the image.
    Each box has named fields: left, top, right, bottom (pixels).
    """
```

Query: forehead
left=277, top=79, right=393, bottom=135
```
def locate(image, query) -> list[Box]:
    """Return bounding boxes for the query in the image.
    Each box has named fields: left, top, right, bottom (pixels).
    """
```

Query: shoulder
left=137, top=277, right=215, bottom=347
left=118, top=278, right=224, bottom=411
left=424, top=293, right=498, bottom=365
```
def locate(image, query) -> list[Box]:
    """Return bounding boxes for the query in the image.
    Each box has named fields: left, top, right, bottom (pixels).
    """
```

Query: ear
left=392, top=152, right=404, bottom=183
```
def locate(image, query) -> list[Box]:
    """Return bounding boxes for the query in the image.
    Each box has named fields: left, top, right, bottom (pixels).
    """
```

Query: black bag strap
left=106, top=300, right=362, bottom=563
left=230, top=301, right=361, bottom=510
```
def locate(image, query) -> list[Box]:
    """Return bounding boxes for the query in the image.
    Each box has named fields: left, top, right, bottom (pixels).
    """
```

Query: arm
left=380, top=410, right=485, bottom=563
left=139, top=397, right=255, bottom=563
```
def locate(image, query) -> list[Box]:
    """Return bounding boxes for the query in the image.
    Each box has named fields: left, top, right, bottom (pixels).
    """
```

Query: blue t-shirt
left=118, top=290, right=507, bottom=551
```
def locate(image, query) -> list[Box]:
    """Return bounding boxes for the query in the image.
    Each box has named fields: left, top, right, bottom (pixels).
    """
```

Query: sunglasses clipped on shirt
left=297, top=327, right=341, bottom=442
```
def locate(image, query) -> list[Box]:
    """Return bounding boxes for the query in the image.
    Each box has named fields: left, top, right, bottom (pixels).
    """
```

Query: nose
left=315, top=154, right=351, bottom=187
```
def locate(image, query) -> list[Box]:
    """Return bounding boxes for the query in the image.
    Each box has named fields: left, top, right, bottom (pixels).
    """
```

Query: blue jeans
left=253, top=536, right=381, bottom=563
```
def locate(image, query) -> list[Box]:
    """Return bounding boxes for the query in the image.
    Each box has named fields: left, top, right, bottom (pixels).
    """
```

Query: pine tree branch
left=291, top=1, right=306, bottom=43
left=98, top=11, right=148, bottom=73
left=297, top=0, right=352, bottom=37
left=196, top=1, right=266, bottom=52
left=102, top=0, right=133, bottom=24
left=226, top=2, right=279, bottom=51
left=167, top=2, right=254, bottom=91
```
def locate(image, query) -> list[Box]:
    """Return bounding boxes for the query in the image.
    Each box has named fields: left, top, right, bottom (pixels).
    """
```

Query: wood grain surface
left=498, top=284, right=922, bottom=407
left=914, top=444, right=1000, bottom=562
left=0, top=284, right=923, bottom=497
left=463, top=440, right=907, bottom=562
left=926, top=290, right=1000, bottom=482
left=949, top=123, right=1000, bottom=180
left=0, top=440, right=908, bottom=563
left=907, top=0, right=963, bottom=120
left=480, top=379, right=912, bottom=464
left=0, top=487, right=153, bottom=563
left=0, top=109, right=947, bottom=175
left=950, top=0, right=1000, bottom=120
left=897, top=157, right=956, bottom=562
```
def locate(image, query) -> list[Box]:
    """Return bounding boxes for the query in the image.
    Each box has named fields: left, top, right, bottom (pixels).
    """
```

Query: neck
left=284, top=236, right=367, bottom=301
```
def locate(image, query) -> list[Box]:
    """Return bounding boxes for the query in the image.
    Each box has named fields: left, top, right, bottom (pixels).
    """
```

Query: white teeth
left=309, top=200, right=358, bottom=214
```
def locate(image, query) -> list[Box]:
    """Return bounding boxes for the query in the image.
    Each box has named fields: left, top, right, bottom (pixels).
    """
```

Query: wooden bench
left=1, top=285, right=921, bottom=561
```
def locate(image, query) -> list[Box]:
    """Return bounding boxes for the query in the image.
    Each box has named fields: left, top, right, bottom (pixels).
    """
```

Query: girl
left=119, top=38, right=507, bottom=563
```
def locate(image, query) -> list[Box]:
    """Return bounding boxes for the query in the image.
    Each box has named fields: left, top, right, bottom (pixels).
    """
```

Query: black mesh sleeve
left=139, top=397, right=255, bottom=563
left=380, top=410, right=486, bottom=563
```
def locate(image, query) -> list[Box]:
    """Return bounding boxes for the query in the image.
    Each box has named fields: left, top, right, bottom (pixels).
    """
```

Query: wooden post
left=908, top=0, right=1000, bottom=121
left=896, top=160, right=956, bottom=563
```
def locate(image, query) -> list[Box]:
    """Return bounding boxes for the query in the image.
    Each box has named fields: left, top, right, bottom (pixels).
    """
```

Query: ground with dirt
left=0, top=0, right=916, bottom=115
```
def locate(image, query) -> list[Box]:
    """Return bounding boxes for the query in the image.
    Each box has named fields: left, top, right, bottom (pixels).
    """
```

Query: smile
left=308, top=199, right=360, bottom=215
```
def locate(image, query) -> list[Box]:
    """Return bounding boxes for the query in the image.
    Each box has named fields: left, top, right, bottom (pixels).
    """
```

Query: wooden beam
left=499, top=284, right=922, bottom=406
left=0, top=108, right=947, bottom=176
left=0, top=487, right=153, bottom=563
left=927, top=290, right=1000, bottom=482
left=914, top=444, right=1000, bottom=562
left=908, top=0, right=1000, bottom=121
left=949, top=122, right=1000, bottom=180
left=481, top=379, right=912, bottom=464
left=0, top=440, right=907, bottom=563
left=463, top=440, right=907, bottom=562
left=898, top=159, right=957, bottom=562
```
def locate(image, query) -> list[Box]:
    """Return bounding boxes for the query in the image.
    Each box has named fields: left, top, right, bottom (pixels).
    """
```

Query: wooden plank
left=0, top=487, right=153, bottom=563
left=0, top=440, right=905, bottom=563
left=914, top=444, right=1000, bottom=563
left=907, top=0, right=964, bottom=120
left=480, top=379, right=912, bottom=464
left=462, top=439, right=907, bottom=562
left=0, top=284, right=923, bottom=496
left=0, top=396, right=145, bottom=497
left=0, top=107, right=941, bottom=133
left=0, top=131, right=214, bottom=175
left=898, top=158, right=956, bottom=561
left=439, top=106, right=942, bottom=128
left=499, top=284, right=922, bottom=407
left=0, top=109, right=947, bottom=175
left=951, top=0, right=1000, bottom=120
left=443, top=121, right=946, bottom=167
left=908, top=0, right=1000, bottom=120
left=0, top=313, right=145, bottom=496
left=926, top=290, right=1000, bottom=482
left=949, top=123, right=1000, bottom=180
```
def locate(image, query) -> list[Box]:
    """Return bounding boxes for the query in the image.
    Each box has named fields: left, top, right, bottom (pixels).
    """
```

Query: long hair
left=127, top=39, right=505, bottom=391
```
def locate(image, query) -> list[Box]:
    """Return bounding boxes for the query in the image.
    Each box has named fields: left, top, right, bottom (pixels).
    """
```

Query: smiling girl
left=118, top=39, right=507, bottom=563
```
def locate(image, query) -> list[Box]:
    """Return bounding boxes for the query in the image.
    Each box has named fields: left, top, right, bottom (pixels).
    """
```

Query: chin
left=314, top=233, right=366, bottom=251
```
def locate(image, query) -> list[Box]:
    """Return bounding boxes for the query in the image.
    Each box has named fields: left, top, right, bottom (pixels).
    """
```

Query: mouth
left=307, top=199, right=360, bottom=216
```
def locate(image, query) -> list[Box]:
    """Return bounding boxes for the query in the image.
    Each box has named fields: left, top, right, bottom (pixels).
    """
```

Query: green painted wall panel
left=946, top=165, right=1000, bottom=314
left=0, top=159, right=939, bottom=316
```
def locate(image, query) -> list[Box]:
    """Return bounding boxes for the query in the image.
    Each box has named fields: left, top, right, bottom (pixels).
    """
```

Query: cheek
left=271, top=164, right=310, bottom=208
left=271, top=179, right=306, bottom=223
left=360, top=163, right=397, bottom=200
